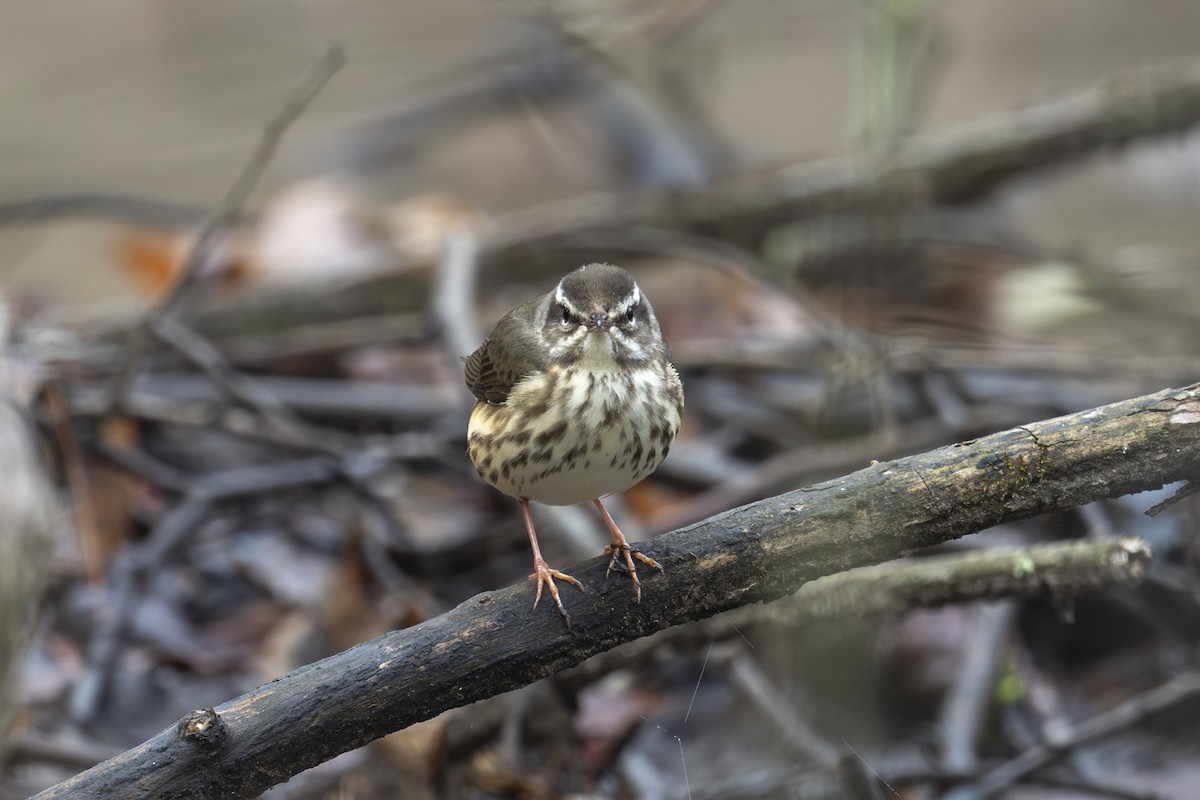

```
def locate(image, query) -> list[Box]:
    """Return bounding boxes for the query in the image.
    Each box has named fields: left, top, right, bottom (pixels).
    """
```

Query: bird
left=464, top=263, right=684, bottom=626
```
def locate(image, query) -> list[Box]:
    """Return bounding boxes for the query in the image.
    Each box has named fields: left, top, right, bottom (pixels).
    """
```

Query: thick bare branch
left=33, top=382, right=1200, bottom=799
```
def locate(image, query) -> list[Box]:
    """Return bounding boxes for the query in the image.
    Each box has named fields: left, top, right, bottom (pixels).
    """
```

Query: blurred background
left=6, top=0, right=1200, bottom=308
left=4, top=1, right=1200, bottom=798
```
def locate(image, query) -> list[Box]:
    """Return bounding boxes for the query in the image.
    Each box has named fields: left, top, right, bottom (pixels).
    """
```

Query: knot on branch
left=179, top=708, right=229, bottom=751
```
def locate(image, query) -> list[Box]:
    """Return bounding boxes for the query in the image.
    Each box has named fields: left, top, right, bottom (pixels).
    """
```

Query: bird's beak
left=588, top=311, right=610, bottom=331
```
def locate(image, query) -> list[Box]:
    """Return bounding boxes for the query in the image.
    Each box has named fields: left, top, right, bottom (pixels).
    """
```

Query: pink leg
left=520, top=498, right=584, bottom=626
left=594, top=498, right=663, bottom=604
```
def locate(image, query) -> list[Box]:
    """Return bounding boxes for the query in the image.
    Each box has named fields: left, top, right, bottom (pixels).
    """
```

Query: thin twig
left=1019, top=776, right=1162, bottom=800
left=68, top=493, right=213, bottom=723
left=156, top=46, right=346, bottom=318
left=93, top=443, right=191, bottom=494
left=44, top=383, right=104, bottom=583
left=1144, top=479, right=1200, bottom=517
left=937, top=601, right=1017, bottom=773
left=148, top=316, right=344, bottom=452
left=945, top=672, right=1200, bottom=800
left=108, top=45, right=345, bottom=410
left=727, top=652, right=843, bottom=770
left=68, top=456, right=346, bottom=722
left=151, top=317, right=294, bottom=417
left=0, top=193, right=232, bottom=229
left=433, top=225, right=484, bottom=364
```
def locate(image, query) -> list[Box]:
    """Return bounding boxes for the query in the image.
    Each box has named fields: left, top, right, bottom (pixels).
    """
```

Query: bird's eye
left=560, top=306, right=571, bottom=325
left=624, top=303, right=638, bottom=322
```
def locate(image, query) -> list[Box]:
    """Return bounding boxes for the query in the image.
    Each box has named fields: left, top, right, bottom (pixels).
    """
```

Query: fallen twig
left=938, top=601, right=1018, bottom=774
left=944, top=670, right=1200, bottom=799
left=67, top=455, right=349, bottom=723
left=728, top=651, right=843, bottom=770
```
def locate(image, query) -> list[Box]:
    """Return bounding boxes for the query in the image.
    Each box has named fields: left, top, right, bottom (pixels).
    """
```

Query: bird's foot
left=530, top=558, right=585, bottom=628
left=603, top=540, right=664, bottom=604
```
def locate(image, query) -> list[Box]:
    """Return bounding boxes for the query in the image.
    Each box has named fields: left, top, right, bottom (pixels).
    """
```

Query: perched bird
left=465, top=263, right=684, bottom=625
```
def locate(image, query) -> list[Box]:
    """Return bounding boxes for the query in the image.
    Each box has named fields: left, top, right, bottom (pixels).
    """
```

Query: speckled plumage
left=464, top=263, right=683, bottom=624
left=468, top=358, right=681, bottom=505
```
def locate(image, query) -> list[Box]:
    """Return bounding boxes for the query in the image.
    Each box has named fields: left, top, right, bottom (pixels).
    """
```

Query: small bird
left=465, top=263, right=684, bottom=625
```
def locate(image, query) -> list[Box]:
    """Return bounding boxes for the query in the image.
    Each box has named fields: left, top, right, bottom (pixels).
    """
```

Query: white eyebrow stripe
left=554, top=282, right=588, bottom=318
left=613, top=283, right=641, bottom=315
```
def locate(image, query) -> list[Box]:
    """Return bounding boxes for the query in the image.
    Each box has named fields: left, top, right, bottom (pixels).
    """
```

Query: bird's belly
left=467, top=366, right=681, bottom=506
left=488, top=424, right=641, bottom=505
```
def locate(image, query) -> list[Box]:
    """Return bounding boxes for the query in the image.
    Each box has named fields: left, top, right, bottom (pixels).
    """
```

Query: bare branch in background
left=107, top=45, right=346, bottom=410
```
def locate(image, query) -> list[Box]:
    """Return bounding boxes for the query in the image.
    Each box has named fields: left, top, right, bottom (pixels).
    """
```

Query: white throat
left=579, top=331, right=618, bottom=367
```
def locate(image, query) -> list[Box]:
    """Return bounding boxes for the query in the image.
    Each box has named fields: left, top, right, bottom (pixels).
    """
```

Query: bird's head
left=542, top=263, right=663, bottom=365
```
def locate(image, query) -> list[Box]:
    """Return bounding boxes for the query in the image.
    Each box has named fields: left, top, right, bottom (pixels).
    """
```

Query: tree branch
left=33, top=382, right=1200, bottom=799
left=486, top=58, right=1200, bottom=247
left=749, top=536, right=1151, bottom=627
left=944, top=670, right=1200, bottom=800
left=558, top=537, right=1150, bottom=696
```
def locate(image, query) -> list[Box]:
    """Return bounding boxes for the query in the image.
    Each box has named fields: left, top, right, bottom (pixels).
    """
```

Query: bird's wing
left=463, top=307, right=548, bottom=404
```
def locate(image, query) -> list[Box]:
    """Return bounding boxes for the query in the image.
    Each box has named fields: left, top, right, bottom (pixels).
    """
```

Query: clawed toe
left=603, top=541, right=663, bottom=604
left=530, top=561, right=585, bottom=628
left=593, top=499, right=663, bottom=604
